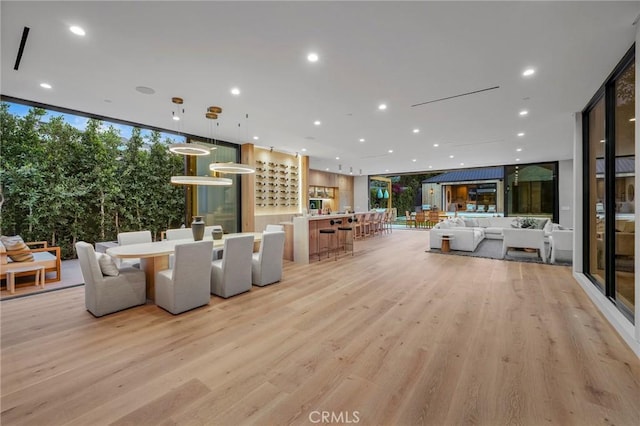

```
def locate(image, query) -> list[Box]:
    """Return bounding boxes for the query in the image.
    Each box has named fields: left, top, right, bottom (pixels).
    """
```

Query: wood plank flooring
left=1, top=230, right=639, bottom=426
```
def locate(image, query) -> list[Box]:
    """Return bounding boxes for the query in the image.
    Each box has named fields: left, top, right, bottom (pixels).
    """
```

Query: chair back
left=118, top=230, right=152, bottom=246
left=173, top=240, right=213, bottom=293
left=165, top=228, right=193, bottom=241
left=221, top=235, right=254, bottom=283
left=551, top=229, right=573, bottom=250
left=75, top=242, right=103, bottom=288
left=76, top=242, right=103, bottom=312
left=255, top=231, right=285, bottom=284
left=265, top=224, right=284, bottom=232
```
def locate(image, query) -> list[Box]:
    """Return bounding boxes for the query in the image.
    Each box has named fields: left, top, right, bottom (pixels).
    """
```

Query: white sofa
left=430, top=216, right=558, bottom=253
left=429, top=217, right=485, bottom=252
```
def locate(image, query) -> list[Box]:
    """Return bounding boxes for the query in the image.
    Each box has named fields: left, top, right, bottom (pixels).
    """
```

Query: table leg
left=140, top=255, right=169, bottom=301
left=8, top=271, right=15, bottom=294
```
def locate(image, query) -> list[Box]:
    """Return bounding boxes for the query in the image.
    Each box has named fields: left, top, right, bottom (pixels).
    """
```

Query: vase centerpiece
left=191, top=216, right=205, bottom=241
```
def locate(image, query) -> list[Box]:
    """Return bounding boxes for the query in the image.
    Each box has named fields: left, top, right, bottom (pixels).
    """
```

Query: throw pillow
left=463, top=217, right=479, bottom=228
left=95, top=252, right=120, bottom=276
left=0, top=235, right=34, bottom=262
left=535, top=218, right=549, bottom=230
left=453, top=217, right=466, bottom=227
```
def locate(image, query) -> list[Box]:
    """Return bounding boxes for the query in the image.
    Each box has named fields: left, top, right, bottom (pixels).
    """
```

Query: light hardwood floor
left=1, top=230, right=639, bottom=426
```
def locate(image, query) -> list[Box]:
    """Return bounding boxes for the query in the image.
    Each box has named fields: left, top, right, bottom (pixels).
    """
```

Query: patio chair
left=487, top=205, right=497, bottom=213
left=466, top=203, right=476, bottom=212
left=476, top=205, right=486, bottom=212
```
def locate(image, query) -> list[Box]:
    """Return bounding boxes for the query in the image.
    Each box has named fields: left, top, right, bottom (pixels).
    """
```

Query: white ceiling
left=2, top=1, right=639, bottom=176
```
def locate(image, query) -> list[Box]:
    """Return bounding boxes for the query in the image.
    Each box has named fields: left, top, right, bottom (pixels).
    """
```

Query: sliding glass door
left=583, top=46, right=635, bottom=321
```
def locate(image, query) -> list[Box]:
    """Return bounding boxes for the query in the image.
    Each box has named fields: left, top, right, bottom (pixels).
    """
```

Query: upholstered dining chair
left=211, top=234, right=254, bottom=298
left=265, top=224, right=284, bottom=232
left=117, top=230, right=152, bottom=268
left=252, top=231, right=285, bottom=286
left=155, top=240, right=213, bottom=314
left=165, top=228, right=193, bottom=240
left=76, top=241, right=146, bottom=317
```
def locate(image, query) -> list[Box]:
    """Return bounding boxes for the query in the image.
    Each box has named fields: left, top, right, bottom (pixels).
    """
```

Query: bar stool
left=318, top=220, right=340, bottom=261
left=337, top=217, right=355, bottom=256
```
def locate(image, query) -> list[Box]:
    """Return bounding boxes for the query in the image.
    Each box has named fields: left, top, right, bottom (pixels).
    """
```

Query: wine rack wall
left=254, top=150, right=301, bottom=213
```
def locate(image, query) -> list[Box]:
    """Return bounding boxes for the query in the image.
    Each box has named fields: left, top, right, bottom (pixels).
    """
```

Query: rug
left=428, top=238, right=572, bottom=266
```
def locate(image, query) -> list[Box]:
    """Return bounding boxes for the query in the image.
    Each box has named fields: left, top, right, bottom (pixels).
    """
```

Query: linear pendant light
left=171, top=176, right=232, bottom=186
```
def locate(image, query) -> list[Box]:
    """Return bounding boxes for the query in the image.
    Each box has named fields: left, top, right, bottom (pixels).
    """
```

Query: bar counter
left=293, top=214, right=354, bottom=263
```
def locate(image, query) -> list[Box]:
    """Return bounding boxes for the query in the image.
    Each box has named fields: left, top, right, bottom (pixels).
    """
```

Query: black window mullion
left=604, top=81, right=616, bottom=300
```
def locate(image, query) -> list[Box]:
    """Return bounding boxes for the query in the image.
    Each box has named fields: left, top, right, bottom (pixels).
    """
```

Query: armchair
left=549, top=229, right=573, bottom=264
left=210, top=234, right=254, bottom=298
left=155, top=241, right=212, bottom=314
left=0, top=239, right=61, bottom=284
left=501, top=228, right=547, bottom=263
left=252, top=231, right=285, bottom=286
left=76, top=242, right=146, bottom=317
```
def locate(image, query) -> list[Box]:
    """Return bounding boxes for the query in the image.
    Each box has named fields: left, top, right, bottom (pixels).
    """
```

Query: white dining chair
left=116, top=230, right=152, bottom=268
left=155, top=240, right=213, bottom=314
left=252, top=231, right=285, bottom=286
left=210, top=234, right=254, bottom=298
left=76, top=241, right=146, bottom=317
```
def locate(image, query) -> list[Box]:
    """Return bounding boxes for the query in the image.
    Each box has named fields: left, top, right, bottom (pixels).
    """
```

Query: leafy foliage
left=0, top=103, right=185, bottom=258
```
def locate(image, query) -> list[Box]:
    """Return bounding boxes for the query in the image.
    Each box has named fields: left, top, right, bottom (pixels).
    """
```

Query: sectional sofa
left=429, top=216, right=555, bottom=252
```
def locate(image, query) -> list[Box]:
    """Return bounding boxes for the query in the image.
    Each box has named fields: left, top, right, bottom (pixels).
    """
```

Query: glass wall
left=505, top=162, right=557, bottom=220
left=614, top=60, right=635, bottom=314
left=191, top=139, right=240, bottom=233
left=583, top=46, right=635, bottom=321
left=587, top=97, right=606, bottom=290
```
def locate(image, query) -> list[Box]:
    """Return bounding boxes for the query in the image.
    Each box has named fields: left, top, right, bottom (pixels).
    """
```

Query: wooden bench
left=1, top=240, right=61, bottom=286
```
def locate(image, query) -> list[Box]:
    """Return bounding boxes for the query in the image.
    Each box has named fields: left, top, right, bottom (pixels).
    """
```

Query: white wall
left=558, top=159, right=574, bottom=227
left=354, top=176, right=369, bottom=212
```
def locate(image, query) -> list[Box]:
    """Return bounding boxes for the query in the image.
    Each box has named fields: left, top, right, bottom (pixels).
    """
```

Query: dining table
left=107, top=232, right=262, bottom=301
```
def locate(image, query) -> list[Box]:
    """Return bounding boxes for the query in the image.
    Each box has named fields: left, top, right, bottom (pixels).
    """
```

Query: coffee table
left=6, top=264, right=45, bottom=294
left=441, top=235, right=454, bottom=253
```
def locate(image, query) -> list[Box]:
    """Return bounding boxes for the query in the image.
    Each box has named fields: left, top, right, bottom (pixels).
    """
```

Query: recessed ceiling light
left=460, top=162, right=465, bottom=166
left=516, top=148, right=523, bottom=152
left=517, top=132, right=525, bottom=137
left=516, top=158, right=521, bottom=162
left=385, top=169, right=389, bottom=172
left=388, top=149, right=393, bottom=153
left=359, top=138, right=365, bottom=142
left=600, top=139, right=605, bottom=143
left=135, top=86, right=155, bottom=95
left=522, top=68, right=535, bottom=77
left=433, top=143, right=439, bottom=147
left=301, top=148, right=307, bottom=152
left=335, top=156, right=340, bottom=160
left=449, top=155, right=454, bottom=158
left=39, top=82, right=52, bottom=89
left=314, top=120, right=321, bottom=126
left=253, top=136, right=259, bottom=140
left=325, top=168, right=329, bottom=171
left=519, top=110, right=529, bottom=116
left=172, top=116, right=180, bottom=121
left=307, top=52, right=319, bottom=62
left=413, top=128, right=420, bottom=133
left=378, top=103, right=387, bottom=110
left=412, top=159, right=417, bottom=162
left=230, top=87, right=241, bottom=96
left=69, top=26, right=85, bottom=36
left=428, top=165, right=433, bottom=169
left=630, top=118, right=636, bottom=122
